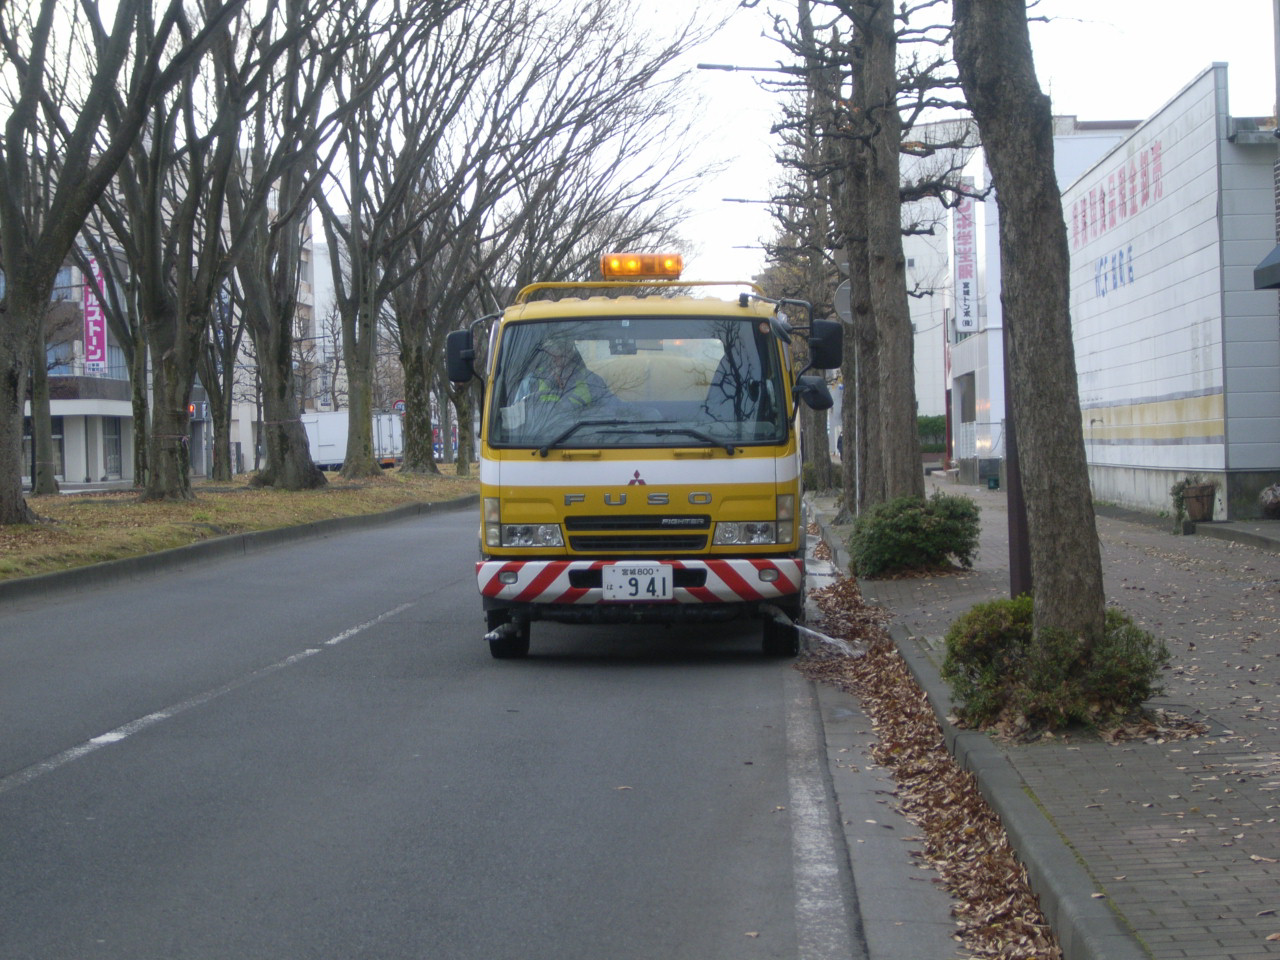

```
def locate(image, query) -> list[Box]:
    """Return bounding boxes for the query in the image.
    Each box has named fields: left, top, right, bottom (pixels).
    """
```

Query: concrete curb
left=891, top=630, right=1151, bottom=960
left=0, top=494, right=479, bottom=604
left=809, top=498, right=1152, bottom=960
left=1192, top=521, right=1280, bottom=554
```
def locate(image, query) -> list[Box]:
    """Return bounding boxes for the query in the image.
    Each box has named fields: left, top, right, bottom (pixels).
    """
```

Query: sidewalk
left=811, top=478, right=1280, bottom=960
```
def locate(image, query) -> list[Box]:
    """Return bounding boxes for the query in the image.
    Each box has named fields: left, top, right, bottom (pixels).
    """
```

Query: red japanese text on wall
left=83, top=258, right=107, bottom=371
left=953, top=179, right=978, bottom=332
left=1070, top=140, right=1163, bottom=251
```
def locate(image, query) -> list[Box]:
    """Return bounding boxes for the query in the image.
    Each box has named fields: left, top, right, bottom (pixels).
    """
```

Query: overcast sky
left=659, top=0, right=1278, bottom=282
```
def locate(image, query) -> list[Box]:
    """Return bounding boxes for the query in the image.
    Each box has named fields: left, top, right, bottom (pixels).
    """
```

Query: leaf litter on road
left=799, top=574, right=1063, bottom=960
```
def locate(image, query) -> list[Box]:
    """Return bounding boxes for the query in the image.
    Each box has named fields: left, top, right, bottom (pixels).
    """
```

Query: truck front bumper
left=476, top=558, right=803, bottom=606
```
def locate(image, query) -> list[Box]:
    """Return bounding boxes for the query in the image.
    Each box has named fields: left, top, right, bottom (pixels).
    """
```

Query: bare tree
left=383, top=8, right=702, bottom=476
left=767, top=0, right=974, bottom=515
left=853, top=0, right=924, bottom=501
left=325, top=0, right=700, bottom=480
left=952, top=0, right=1105, bottom=644
left=75, top=226, right=149, bottom=487
left=228, top=0, right=436, bottom=491
left=96, top=41, right=243, bottom=501
left=317, top=0, right=510, bottom=480
left=198, top=281, right=243, bottom=481
left=0, top=0, right=244, bottom=521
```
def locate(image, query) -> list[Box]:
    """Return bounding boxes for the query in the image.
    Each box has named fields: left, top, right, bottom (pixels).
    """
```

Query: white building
left=939, top=64, right=1277, bottom=519
left=1067, top=64, right=1278, bottom=519
left=23, top=234, right=318, bottom=486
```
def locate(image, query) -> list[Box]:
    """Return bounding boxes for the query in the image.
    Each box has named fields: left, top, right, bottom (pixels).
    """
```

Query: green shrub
left=847, top=492, right=979, bottom=577
left=941, top=597, right=1171, bottom=730
left=917, top=414, right=947, bottom=446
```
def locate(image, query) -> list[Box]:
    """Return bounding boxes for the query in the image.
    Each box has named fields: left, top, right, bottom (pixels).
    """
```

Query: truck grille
left=564, top=514, right=710, bottom=552
left=567, top=533, right=708, bottom=552
left=564, top=515, right=711, bottom=532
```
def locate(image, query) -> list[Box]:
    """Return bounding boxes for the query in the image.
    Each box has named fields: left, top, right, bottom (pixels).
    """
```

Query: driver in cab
left=518, top=338, right=614, bottom=413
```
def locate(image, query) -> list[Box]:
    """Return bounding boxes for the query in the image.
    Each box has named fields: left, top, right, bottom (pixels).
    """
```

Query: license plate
left=602, top=563, right=673, bottom=601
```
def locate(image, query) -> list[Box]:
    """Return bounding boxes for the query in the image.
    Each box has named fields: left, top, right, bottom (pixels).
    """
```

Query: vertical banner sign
left=953, top=179, right=977, bottom=333
left=83, top=258, right=107, bottom=371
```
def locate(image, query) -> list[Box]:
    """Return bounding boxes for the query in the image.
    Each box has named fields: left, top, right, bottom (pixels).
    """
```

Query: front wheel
left=486, top=610, right=530, bottom=659
left=762, top=616, right=798, bottom=658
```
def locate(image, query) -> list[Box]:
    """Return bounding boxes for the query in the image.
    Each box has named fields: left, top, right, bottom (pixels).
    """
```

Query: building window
left=107, top=344, right=127, bottom=380
left=956, top=372, right=977, bottom=423
left=52, top=265, right=75, bottom=301
left=47, top=341, right=73, bottom=375
left=103, top=417, right=123, bottom=479
left=22, top=415, right=65, bottom=481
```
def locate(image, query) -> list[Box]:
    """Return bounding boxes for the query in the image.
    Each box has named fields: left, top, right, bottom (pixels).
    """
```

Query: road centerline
left=0, top=601, right=415, bottom=795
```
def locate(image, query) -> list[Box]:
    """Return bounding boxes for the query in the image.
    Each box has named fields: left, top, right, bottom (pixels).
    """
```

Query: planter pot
left=1183, top=484, right=1216, bottom=522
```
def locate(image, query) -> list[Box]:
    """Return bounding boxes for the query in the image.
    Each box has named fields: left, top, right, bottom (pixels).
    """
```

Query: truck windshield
left=488, top=316, right=788, bottom=450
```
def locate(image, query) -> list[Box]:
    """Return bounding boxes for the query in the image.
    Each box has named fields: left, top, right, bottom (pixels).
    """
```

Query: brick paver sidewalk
left=847, top=478, right=1280, bottom=960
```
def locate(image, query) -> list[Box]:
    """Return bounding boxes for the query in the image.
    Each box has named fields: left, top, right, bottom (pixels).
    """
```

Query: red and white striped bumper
left=477, top=558, right=803, bottom=605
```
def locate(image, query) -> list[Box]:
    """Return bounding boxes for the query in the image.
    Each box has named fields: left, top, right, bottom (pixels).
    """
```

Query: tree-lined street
left=0, top=507, right=953, bottom=959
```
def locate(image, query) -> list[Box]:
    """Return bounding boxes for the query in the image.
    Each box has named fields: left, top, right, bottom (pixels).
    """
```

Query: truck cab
left=446, top=253, right=841, bottom=658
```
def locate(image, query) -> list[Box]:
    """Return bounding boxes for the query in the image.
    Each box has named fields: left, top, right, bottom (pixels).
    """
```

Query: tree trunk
left=141, top=301, right=209, bottom=501
left=435, top=379, right=453, bottom=465
left=953, top=0, right=1106, bottom=646
left=835, top=123, right=882, bottom=513
left=450, top=383, right=474, bottom=478
left=248, top=325, right=326, bottom=490
left=801, top=404, right=833, bottom=489
left=210, top=400, right=234, bottom=481
left=0, top=315, right=37, bottom=523
left=864, top=0, right=923, bottom=503
left=143, top=352, right=195, bottom=501
left=30, top=326, right=60, bottom=494
left=853, top=280, right=881, bottom=512
left=339, top=304, right=381, bottom=479
left=130, top=339, right=150, bottom=488
left=201, top=347, right=236, bottom=483
left=400, top=341, right=440, bottom=474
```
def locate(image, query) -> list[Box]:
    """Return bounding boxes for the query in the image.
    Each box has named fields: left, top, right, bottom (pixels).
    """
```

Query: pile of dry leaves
left=800, top=575, right=1063, bottom=960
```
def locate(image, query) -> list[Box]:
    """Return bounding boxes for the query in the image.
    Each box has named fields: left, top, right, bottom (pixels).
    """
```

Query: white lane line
left=785, top=668, right=859, bottom=959
left=0, top=602, right=414, bottom=796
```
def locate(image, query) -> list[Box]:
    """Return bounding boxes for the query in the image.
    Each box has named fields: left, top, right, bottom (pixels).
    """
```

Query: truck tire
left=762, top=616, right=798, bottom=657
left=486, top=610, right=530, bottom=659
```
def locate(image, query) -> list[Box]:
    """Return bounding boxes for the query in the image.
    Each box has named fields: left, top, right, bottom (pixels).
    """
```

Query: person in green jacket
left=519, top=337, right=613, bottom=412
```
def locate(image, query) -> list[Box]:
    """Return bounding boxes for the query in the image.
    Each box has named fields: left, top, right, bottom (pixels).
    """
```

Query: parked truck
left=446, top=252, right=842, bottom=659
left=301, top=411, right=404, bottom=471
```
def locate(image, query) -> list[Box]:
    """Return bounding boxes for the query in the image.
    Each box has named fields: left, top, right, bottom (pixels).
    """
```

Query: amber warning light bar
left=600, top=252, right=684, bottom=280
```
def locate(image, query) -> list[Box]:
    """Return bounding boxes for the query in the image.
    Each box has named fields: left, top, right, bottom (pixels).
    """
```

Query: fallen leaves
left=800, top=577, right=1063, bottom=960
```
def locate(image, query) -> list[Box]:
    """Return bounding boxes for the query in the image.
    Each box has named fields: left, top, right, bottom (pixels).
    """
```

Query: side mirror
left=795, top=375, right=833, bottom=411
left=807, top=318, right=843, bottom=370
left=446, top=329, right=476, bottom=383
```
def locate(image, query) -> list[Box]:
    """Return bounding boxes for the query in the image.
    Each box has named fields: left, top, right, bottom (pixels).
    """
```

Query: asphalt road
left=0, top=507, right=875, bottom=960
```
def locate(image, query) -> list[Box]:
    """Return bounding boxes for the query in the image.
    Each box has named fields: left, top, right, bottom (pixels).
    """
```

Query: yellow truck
left=445, top=253, right=842, bottom=658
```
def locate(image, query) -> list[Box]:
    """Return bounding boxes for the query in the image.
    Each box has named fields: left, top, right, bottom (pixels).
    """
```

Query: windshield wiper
left=536, top=420, right=736, bottom=457
left=648, top=426, right=736, bottom=455
left=537, top=419, right=633, bottom=457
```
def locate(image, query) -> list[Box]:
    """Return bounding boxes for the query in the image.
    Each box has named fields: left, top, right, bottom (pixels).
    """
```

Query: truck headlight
left=713, top=521, right=777, bottom=545
left=501, top=523, right=564, bottom=547
left=776, top=494, right=795, bottom=543
left=485, top=498, right=502, bottom=547
left=712, top=494, right=797, bottom=546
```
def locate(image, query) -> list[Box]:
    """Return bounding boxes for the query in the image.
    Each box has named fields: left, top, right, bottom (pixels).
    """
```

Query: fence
left=953, top=420, right=1005, bottom=460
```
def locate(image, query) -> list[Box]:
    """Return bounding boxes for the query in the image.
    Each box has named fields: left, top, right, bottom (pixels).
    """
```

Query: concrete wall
left=1065, top=65, right=1280, bottom=518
